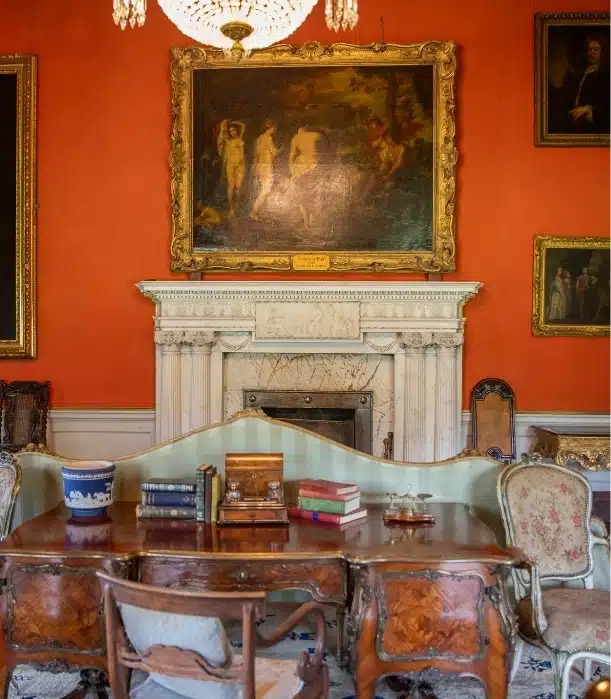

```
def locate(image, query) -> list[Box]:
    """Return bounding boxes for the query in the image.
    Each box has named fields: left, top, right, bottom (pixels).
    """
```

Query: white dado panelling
left=47, top=410, right=155, bottom=459
left=47, top=409, right=608, bottom=471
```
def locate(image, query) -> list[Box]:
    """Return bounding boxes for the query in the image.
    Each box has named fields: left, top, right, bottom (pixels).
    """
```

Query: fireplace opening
left=243, top=390, right=373, bottom=454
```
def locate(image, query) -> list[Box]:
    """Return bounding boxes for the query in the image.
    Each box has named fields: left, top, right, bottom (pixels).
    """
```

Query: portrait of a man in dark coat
left=539, top=15, right=610, bottom=144
left=567, top=35, right=610, bottom=134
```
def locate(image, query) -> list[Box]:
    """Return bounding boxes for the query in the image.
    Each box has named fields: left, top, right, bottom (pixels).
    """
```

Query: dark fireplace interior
left=243, top=390, right=373, bottom=454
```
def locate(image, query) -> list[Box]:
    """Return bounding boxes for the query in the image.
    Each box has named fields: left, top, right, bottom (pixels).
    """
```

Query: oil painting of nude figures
left=169, top=43, right=457, bottom=273
left=532, top=236, right=610, bottom=337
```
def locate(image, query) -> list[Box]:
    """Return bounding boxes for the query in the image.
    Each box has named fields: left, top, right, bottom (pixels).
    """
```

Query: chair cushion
left=119, top=602, right=233, bottom=697
left=518, top=588, right=610, bottom=653
left=129, top=656, right=303, bottom=699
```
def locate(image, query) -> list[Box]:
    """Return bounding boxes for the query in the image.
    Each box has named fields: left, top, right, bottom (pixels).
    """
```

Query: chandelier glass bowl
left=157, top=0, right=319, bottom=55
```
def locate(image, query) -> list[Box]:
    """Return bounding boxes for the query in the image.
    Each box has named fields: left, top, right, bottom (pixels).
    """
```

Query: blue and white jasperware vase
left=61, top=461, right=116, bottom=517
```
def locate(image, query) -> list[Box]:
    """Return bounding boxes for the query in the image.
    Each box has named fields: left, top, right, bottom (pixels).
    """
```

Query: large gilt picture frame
left=532, top=236, right=610, bottom=337
left=169, top=41, right=457, bottom=273
left=0, top=55, right=37, bottom=358
left=535, top=13, right=610, bottom=147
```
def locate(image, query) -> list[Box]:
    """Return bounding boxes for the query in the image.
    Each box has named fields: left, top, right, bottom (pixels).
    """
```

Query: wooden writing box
left=218, top=453, right=288, bottom=525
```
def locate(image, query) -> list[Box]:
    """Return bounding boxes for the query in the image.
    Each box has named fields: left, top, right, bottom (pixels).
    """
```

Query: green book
left=297, top=496, right=361, bottom=515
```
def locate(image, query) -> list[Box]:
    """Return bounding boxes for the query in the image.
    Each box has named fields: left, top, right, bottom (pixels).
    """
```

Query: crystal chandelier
left=325, top=0, right=358, bottom=32
left=113, top=0, right=147, bottom=30
left=113, top=0, right=359, bottom=60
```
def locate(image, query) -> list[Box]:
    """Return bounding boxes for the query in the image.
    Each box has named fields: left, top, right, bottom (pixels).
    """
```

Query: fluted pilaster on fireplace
left=140, top=281, right=481, bottom=461
left=154, top=330, right=216, bottom=443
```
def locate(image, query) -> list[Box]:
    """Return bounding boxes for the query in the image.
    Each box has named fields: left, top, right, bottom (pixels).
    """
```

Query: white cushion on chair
left=119, top=602, right=233, bottom=697
left=129, top=655, right=303, bottom=699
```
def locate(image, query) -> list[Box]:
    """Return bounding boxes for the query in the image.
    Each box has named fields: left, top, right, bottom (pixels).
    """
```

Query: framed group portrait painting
left=169, top=41, right=457, bottom=273
left=0, top=55, right=37, bottom=358
left=532, top=236, right=610, bottom=337
left=535, top=12, right=610, bottom=146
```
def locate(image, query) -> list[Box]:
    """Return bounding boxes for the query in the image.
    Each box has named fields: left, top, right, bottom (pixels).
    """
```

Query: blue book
left=141, top=491, right=197, bottom=507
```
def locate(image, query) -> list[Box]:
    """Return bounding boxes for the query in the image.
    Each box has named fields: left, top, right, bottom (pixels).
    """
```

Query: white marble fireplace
left=138, top=281, right=481, bottom=461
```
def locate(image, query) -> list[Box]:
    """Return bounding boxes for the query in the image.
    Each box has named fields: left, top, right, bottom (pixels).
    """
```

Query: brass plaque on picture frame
left=0, top=55, right=37, bottom=358
left=532, top=236, right=610, bottom=337
left=169, top=41, right=457, bottom=273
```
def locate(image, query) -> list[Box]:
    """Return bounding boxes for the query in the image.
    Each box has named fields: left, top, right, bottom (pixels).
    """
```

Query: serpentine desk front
left=0, top=502, right=519, bottom=699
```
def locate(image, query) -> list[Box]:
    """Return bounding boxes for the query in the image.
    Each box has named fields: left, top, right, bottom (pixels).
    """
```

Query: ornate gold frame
left=535, top=13, right=610, bottom=147
left=532, top=235, right=610, bottom=337
left=0, top=55, right=37, bottom=358
left=169, top=41, right=457, bottom=273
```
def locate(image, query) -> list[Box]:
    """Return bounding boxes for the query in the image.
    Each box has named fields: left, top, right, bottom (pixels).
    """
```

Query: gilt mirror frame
left=0, top=55, right=37, bottom=358
left=169, top=41, right=457, bottom=273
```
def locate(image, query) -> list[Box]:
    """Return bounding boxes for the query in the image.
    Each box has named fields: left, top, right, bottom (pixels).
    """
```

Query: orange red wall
left=0, top=0, right=609, bottom=411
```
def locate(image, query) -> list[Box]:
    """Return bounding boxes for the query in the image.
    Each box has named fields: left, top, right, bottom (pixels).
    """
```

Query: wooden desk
left=0, top=502, right=519, bottom=699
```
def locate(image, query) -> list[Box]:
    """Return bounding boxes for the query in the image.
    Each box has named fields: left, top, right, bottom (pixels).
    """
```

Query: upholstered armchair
left=498, top=458, right=610, bottom=699
left=0, top=450, right=21, bottom=540
left=98, top=571, right=329, bottom=699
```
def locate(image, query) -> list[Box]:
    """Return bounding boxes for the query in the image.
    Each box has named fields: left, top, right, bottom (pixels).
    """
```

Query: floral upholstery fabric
left=505, top=466, right=590, bottom=577
left=517, top=588, right=610, bottom=653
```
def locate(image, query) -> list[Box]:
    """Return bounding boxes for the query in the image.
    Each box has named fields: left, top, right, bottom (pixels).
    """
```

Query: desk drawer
left=140, top=557, right=346, bottom=603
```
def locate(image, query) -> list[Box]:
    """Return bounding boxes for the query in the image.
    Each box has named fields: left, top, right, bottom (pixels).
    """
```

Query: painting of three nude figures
left=191, top=64, right=434, bottom=253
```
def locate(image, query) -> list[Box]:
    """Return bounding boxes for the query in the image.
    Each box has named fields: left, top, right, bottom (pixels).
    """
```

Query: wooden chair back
left=0, top=380, right=50, bottom=452
left=470, top=378, right=516, bottom=462
left=98, top=571, right=267, bottom=699
left=0, top=451, right=21, bottom=539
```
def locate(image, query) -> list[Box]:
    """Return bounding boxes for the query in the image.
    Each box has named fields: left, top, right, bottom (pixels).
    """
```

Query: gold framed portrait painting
left=535, top=13, right=610, bottom=147
left=169, top=41, right=457, bottom=273
left=0, top=55, right=37, bottom=358
left=532, top=236, right=610, bottom=337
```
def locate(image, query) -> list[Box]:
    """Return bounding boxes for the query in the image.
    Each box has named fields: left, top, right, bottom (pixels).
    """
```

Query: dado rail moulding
left=138, top=281, right=480, bottom=462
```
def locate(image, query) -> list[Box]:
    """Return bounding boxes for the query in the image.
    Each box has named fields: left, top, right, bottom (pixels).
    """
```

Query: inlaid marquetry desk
left=0, top=502, right=520, bottom=699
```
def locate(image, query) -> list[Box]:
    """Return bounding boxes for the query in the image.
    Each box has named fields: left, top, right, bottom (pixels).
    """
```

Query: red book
left=288, top=506, right=367, bottom=525
left=298, top=488, right=360, bottom=502
left=298, top=479, right=359, bottom=496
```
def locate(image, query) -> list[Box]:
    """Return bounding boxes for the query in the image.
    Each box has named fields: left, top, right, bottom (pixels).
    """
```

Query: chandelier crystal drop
left=113, top=0, right=147, bottom=30
left=325, top=0, right=358, bottom=32
left=156, top=0, right=319, bottom=58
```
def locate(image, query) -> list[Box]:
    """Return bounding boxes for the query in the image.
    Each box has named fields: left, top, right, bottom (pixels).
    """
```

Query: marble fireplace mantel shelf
left=138, top=281, right=482, bottom=462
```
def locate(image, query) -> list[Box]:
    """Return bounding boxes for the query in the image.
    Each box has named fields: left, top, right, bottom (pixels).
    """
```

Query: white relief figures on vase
left=65, top=482, right=114, bottom=509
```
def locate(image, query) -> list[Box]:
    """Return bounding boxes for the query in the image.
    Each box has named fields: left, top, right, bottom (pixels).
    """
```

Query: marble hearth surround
left=138, top=282, right=481, bottom=462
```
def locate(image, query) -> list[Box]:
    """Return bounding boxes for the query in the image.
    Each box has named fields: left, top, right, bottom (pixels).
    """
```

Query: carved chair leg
left=511, top=636, right=525, bottom=682
left=551, top=650, right=572, bottom=699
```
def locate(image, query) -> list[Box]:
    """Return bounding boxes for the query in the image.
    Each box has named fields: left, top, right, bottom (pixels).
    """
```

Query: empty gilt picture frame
left=0, top=55, right=37, bottom=358
left=169, top=41, right=457, bottom=273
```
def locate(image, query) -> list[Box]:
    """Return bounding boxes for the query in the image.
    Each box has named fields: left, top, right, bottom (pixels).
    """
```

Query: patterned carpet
left=9, top=605, right=608, bottom=698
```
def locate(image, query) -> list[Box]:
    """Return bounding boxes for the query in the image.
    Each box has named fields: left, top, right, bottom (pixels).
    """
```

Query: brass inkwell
left=218, top=453, right=288, bottom=525
left=383, top=488, right=435, bottom=525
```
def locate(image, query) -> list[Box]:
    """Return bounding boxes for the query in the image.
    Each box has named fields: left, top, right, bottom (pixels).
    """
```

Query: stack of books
left=136, top=465, right=220, bottom=522
left=288, top=479, right=367, bottom=525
